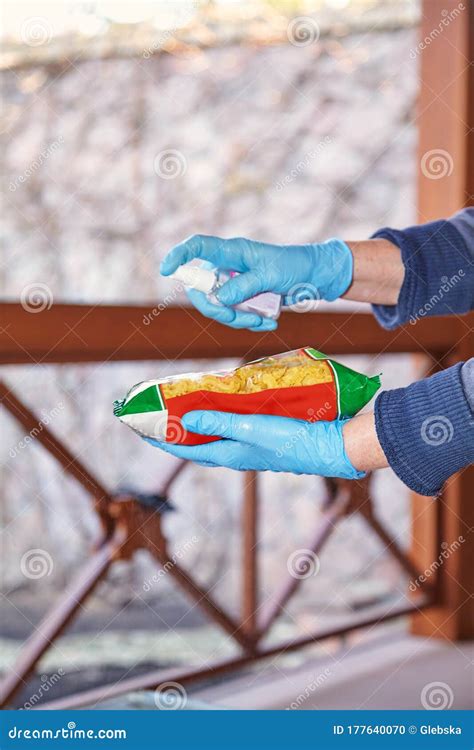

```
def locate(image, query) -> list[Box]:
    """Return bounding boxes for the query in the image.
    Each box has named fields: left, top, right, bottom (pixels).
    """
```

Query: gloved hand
left=144, top=411, right=364, bottom=479
left=160, top=234, right=353, bottom=331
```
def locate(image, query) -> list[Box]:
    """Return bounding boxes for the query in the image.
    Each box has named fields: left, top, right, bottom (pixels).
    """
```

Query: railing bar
left=160, top=556, right=256, bottom=653
left=242, top=471, right=259, bottom=637
left=0, top=380, right=113, bottom=525
left=0, top=529, right=125, bottom=708
left=36, top=595, right=432, bottom=711
left=257, top=490, right=350, bottom=637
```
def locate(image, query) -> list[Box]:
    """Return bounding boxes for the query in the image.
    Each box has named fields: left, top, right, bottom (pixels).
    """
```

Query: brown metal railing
left=2, top=0, right=473, bottom=710
left=2, top=303, right=465, bottom=709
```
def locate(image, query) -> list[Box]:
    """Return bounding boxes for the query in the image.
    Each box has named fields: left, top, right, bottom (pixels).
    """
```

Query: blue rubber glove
left=160, top=234, right=353, bottom=331
left=144, top=411, right=364, bottom=479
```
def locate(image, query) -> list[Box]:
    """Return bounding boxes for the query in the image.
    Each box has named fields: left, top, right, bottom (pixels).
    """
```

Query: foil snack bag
left=114, top=349, right=380, bottom=446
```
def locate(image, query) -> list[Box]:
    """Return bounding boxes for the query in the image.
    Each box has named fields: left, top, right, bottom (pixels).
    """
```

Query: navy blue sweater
left=370, top=208, right=473, bottom=496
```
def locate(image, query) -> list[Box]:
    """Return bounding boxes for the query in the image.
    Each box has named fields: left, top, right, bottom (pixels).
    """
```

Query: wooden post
left=411, top=337, right=474, bottom=640
left=411, top=0, right=473, bottom=639
left=417, top=0, right=473, bottom=219
left=242, top=471, right=259, bottom=639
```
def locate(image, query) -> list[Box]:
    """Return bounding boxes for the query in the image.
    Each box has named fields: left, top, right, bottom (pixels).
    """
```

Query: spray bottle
left=169, top=263, right=281, bottom=319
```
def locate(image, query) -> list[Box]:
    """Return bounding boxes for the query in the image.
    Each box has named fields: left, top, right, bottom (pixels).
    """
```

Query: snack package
left=114, top=349, right=380, bottom=446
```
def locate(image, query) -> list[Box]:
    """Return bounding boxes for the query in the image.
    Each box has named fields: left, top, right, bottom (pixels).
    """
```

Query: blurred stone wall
left=1, top=26, right=420, bottom=627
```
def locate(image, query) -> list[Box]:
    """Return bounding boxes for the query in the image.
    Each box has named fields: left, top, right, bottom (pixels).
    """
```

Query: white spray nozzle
left=169, top=263, right=217, bottom=294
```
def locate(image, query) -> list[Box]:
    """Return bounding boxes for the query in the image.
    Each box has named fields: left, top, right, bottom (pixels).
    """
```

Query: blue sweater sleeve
left=374, top=359, right=474, bottom=496
left=371, top=208, right=474, bottom=329
left=368, top=209, right=474, bottom=494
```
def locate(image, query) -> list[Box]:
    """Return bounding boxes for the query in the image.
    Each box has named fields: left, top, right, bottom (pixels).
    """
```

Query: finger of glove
left=249, top=318, right=278, bottom=332
left=181, top=410, right=293, bottom=448
left=147, top=436, right=255, bottom=470
left=143, top=438, right=220, bottom=468
left=216, top=270, right=267, bottom=306
left=160, top=235, right=250, bottom=276
left=186, top=288, right=264, bottom=329
left=184, top=439, right=261, bottom=470
left=143, top=437, right=220, bottom=463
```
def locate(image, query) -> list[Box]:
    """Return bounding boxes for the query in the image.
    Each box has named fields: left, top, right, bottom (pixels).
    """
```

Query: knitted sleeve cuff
left=370, top=218, right=473, bottom=330
left=374, top=362, right=474, bottom=496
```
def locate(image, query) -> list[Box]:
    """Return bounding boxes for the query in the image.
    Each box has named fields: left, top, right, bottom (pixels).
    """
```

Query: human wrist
left=342, top=238, right=404, bottom=305
left=342, top=412, right=389, bottom=473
